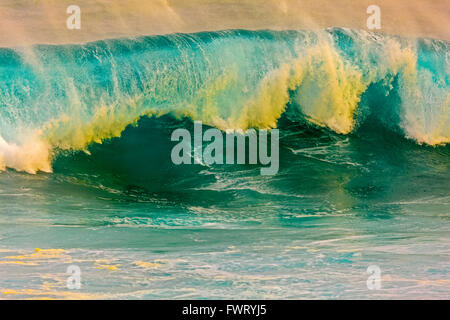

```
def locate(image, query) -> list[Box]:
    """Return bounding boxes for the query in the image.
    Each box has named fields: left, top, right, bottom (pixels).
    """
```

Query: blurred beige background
left=0, top=0, right=448, bottom=46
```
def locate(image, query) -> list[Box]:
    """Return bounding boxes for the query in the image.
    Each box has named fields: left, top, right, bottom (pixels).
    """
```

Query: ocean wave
left=0, top=28, right=448, bottom=173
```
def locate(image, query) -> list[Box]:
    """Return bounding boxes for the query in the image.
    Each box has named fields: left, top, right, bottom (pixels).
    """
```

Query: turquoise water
left=0, top=29, right=449, bottom=299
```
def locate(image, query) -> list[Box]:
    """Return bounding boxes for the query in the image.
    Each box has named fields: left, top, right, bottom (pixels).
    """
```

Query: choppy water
left=0, top=28, right=449, bottom=299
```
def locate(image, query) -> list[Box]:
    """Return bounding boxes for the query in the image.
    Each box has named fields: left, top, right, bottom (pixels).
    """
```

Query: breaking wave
left=0, top=28, right=448, bottom=173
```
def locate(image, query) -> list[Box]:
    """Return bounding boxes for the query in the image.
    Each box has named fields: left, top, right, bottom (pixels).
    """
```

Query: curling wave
left=0, top=28, right=448, bottom=173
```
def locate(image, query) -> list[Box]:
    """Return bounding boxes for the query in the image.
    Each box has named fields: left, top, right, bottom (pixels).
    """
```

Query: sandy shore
left=0, top=0, right=448, bottom=46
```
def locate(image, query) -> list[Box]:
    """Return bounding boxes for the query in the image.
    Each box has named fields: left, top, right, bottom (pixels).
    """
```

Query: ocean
left=0, top=27, right=449, bottom=299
